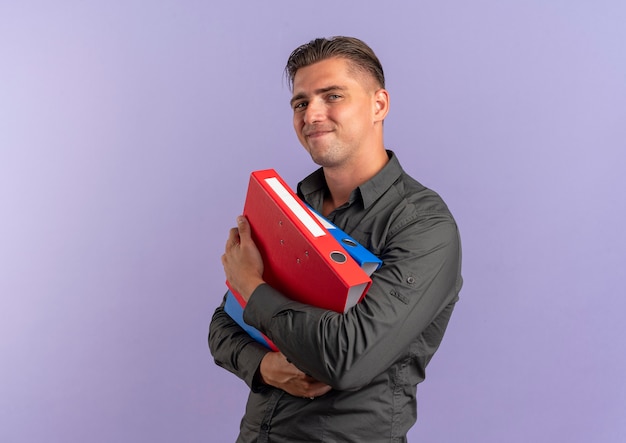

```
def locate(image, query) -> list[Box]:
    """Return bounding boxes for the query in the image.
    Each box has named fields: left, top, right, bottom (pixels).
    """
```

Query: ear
left=372, top=88, right=390, bottom=123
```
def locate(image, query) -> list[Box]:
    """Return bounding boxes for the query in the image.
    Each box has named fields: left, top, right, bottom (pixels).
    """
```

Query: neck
left=322, top=147, right=389, bottom=216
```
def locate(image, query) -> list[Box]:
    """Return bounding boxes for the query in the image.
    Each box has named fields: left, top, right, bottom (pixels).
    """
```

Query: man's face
left=290, top=57, right=380, bottom=168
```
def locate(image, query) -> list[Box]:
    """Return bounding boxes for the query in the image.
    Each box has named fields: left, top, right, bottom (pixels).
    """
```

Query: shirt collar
left=297, top=150, right=404, bottom=210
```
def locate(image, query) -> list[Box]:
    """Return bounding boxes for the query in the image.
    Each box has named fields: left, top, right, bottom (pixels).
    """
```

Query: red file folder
left=227, top=169, right=372, bottom=314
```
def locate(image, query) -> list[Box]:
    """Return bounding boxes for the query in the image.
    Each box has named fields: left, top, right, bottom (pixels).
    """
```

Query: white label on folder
left=310, top=210, right=335, bottom=230
left=265, top=177, right=326, bottom=238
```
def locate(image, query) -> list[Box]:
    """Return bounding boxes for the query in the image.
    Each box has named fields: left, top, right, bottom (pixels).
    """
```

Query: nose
left=303, top=98, right=325, bottom=125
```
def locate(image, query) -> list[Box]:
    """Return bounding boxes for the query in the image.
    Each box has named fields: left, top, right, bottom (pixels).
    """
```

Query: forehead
left=292, top=57, right=369, bottom=93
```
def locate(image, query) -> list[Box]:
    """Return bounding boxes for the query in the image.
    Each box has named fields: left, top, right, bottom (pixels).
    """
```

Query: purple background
left=2, top=1, right=625, bottom=442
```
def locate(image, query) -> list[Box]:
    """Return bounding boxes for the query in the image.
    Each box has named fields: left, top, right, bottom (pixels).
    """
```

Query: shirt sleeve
left=243, top=211, right=463, bottom=391
left=208, top=292, right=270, bottom=390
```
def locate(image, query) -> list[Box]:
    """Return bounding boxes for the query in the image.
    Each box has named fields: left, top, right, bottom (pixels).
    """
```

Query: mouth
left=304, top=129, right=333, bottom=139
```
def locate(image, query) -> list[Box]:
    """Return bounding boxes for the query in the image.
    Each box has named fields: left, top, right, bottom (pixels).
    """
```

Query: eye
left=293, top=101, right=307, bottom=111
left=328, top=94, right=342, bottom=101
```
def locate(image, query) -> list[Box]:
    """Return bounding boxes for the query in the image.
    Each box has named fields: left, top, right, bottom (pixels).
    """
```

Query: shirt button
left=261, top=423, right=270, bottom=431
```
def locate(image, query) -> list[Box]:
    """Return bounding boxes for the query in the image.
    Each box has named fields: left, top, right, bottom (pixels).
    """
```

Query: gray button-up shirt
left=209, top=151, right=463, bottom=442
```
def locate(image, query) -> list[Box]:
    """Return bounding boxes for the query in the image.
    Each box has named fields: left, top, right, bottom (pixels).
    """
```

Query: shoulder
left=375, top=151, right=453, bottom=220
left=353, top=171, right=459, bottom=256
left=386, top=172, right=455, bottom=232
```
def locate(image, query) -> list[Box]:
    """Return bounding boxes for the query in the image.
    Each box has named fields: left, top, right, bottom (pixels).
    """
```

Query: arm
left=208, top=293, right=269, bottom=389
left=209, top=293, right=332, bottom=397
left=244, top=213, right=463, bottom=391
left=209, top=217, right=270, bottom=388
left=212, top=219, right=331, bottom=397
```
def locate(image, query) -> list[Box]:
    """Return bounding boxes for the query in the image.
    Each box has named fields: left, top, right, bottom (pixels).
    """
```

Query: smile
left=305, top=129, right=333, bottom=138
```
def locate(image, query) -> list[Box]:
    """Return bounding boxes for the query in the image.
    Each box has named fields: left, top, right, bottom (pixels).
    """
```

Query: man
left=209, top=36, right=463, bottom=442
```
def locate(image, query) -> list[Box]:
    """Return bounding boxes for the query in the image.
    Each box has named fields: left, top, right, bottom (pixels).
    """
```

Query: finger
left=299, top=381, right=332, bottom=399
left=225, top=227, right=240, bottom=251
left=236, top=216, right=251, bottom=242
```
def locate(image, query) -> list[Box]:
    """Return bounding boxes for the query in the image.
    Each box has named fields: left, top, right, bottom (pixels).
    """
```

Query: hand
left=222, top=216, right=265, bottom=301
left=259, top=352, right=332, bottom=399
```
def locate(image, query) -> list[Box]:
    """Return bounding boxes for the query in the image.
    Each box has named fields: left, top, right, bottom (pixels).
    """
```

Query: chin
left=305, top=142, right=342, bottom=165
left=310, top=153, right=343, bottom=168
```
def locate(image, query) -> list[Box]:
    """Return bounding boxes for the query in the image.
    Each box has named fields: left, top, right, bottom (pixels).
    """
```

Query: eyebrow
left=290, top=85, right=347, bottom=107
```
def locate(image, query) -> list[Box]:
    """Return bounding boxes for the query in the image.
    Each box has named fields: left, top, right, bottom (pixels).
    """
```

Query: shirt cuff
left=243, top=283, right=294, bottom=336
